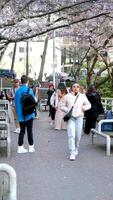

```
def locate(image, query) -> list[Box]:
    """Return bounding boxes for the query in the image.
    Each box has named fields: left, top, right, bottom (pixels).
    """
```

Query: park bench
left=0, top=164, right=17, bottom=200
left=91, top=119, right=113, bottom=156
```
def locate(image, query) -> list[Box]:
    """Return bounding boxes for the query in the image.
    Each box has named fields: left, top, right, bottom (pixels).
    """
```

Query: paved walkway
left=0, top=112, right=113, bottom=200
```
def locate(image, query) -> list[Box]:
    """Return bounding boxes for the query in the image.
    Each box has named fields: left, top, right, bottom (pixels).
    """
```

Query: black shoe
left=84, top=132, right=90, bottom=134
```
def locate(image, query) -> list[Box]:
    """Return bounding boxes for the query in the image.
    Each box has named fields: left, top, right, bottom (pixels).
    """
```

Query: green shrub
left=98, top=80, right=113, bottom=98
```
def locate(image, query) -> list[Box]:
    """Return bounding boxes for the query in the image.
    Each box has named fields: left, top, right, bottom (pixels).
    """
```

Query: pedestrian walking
left=49, top=90, right=56, bottom=126
left=61, top=82, right=91, bottom=161
left=7, top=78, right=20, bottom=133
left=84, top=84, right=104, bottom=134
left=15, top=75, right=35, bottom=153
left=31, top=85, right=39, bottom=118
left=47, top=83, right=56, bottom=126
left=54, top=83, right=67, bottom=130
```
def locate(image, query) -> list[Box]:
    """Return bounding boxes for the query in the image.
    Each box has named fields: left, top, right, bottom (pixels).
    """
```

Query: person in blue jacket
left=15, top=75, right=35, bottom=153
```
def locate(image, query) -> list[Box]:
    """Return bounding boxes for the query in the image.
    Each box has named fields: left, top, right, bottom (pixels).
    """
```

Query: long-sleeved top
left=15, top=84, right=35, bottom=122
left=9, top=87, right=19, bottom=107
left=61, top=92, right=91, bottom=118
left=54, top=93, right=67, bottom=130
left=47, top=89, right=55, bottom=105
left=85, top=91, right=104, bottom=118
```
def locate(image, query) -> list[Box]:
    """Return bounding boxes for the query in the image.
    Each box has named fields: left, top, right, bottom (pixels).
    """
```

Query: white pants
left=67, top=116, right=83, bottom=155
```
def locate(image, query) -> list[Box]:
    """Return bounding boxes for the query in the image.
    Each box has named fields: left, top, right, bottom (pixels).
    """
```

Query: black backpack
left=21, top=88, right=36, bottom=116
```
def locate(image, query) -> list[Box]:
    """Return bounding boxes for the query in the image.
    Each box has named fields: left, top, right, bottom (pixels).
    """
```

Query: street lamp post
left=53, top=30, right=56, bottom=88
left=26, top=41, right=29, bottom=76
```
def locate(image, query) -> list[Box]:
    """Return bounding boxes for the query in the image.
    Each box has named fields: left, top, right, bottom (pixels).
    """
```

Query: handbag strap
left=73, top=94, right=79, bottom=105
left=71, top=94, right=79, bottom=110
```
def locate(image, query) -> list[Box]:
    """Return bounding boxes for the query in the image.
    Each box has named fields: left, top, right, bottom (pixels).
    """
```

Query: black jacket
left=47, top=89, right=55, bottom=105
left=85, top=92, right=102, bottom=118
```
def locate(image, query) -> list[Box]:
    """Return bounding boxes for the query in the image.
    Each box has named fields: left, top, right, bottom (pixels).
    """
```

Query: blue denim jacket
left=15, top=84, right=35, bottom=122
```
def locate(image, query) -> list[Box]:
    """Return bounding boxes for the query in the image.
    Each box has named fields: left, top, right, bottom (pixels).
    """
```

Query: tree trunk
left=11, top=42, right=17, bottom=72
left=38, top=36, right=48, bottom=81
left=0, top=43, right=8, bottom=62
left=111, top=68, right=113, bottom=92
left=87, top=54, right=98, bottom=86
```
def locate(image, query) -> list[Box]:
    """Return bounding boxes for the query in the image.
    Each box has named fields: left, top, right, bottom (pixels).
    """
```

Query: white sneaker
left=29, top=145, right=35, bottom=153
left=14, top=128, right=20, bottom=134
left=75, top=148, right=78, bottom=156
left=17, top=146, right=28, bottom=153
left=70, top=154, right=76, bottom=161
left=50, top=121, right=53, bottom=126
left=34, top=116, right=39, bottom=119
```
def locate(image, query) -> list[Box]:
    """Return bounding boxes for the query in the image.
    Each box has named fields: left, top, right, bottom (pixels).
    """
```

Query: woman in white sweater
left=61, top=82, right=91, bottom=161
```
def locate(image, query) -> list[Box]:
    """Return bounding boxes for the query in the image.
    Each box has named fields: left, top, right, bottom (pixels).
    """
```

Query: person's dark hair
left=31, top=85, right=36, bottom=94
left=31, top=85, right=35, bottom=88
left=58, top=83, right=67, bottom=94
left=87, top=84, right=96, bottom=93
left=21, top=75, right=29, bottom=84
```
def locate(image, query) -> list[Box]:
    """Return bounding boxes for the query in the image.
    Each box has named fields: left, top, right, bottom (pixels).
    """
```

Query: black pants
left=84, top=116, right=97, bottom=134
left=49, top=105, right=56, bottom=120
left=18, top=118, right=34, bottom=146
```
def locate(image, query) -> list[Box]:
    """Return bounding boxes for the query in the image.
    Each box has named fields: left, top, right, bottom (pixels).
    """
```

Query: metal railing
left=0, top=100, right=12, bottom=122
left=0, top=101, right=12, bottom=158
left=0, top=122, right=11, bottom=157
left=101, top=97, right=113, bottom=112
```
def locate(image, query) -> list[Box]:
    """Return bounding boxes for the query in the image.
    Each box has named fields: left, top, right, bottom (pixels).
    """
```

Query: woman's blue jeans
left=67, top=116, right=83, bottom=155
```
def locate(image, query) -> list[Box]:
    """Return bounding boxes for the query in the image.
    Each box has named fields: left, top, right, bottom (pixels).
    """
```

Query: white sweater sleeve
left=82, top=94, right=91, bottom=111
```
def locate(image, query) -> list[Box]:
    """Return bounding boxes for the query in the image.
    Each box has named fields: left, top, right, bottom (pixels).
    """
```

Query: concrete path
left=0, top=112, right=113, bottom=200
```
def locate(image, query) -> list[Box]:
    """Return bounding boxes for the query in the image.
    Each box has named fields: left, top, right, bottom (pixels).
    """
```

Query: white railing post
left=0, top=163, right=17, bottom=200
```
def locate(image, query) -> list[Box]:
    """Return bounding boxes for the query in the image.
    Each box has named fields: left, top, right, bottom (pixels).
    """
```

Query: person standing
left=61, top=82, right=91, bottom=161
left=84, top=84, right=104, bottom=134
left=15, top=75, right=35, bottom=153
left=54, top=83, right=67, bottom=130
left=31, top=85, right=39, bottom=118
left=7, top=79, right=20, bottom=133
left=47, top=83, right=56, bottom=125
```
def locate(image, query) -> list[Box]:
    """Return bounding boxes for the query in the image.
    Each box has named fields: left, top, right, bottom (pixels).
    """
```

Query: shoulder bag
left=63, top=95, right=79, bottom=122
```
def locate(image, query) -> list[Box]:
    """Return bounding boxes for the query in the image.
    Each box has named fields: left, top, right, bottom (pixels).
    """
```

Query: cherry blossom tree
left=0, top=0, right=113, bottom=85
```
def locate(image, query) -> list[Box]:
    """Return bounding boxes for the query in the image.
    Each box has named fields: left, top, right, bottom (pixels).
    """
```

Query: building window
left=61, top=48, right=74, bottom=65
left=19, top=47, right=24, bottom=53
left=64, top=66, right=71, bottom=74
